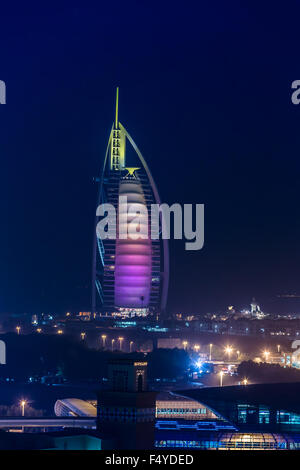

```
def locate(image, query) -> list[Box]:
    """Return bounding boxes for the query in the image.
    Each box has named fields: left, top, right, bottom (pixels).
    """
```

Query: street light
left=209, top=343, right=213, bottom=361
left=57, top=329, right=63, bottom=335
left=182, top=341, right=188, bottom=350
left=118, top=337, right=124, bottom=351
left=20, top=400, right=26, bottom=417
left=277, top=344, right=281, bottom=354
left=80, top=332, right=86, bottom=340
left=16, top=326, right=21, bottom=335
left=225, top=346, right=233, bottom=360
left=36, top=328, right=42, bottom=333
left=219, top=371, right=224, bottom=387
left=236, top=350, right=240, bottom=359
left=194, top=344, right=200, bottom=352
left=130, top=341, right=134, bottom=353
left=101, top=335, right=107, bottom=348
left=263, top=350, right=270, bottom=362
left=242, top=378, right=248, bottom=386
left=111, top=339, right=115, bottom=350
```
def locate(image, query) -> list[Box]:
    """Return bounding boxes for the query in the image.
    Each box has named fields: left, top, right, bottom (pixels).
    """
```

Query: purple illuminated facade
left=92, top=89, right=169, bottom=317
left=114, top=179, right=152, bottom=308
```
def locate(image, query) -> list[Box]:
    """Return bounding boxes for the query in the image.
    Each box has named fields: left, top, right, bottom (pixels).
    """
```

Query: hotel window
left=259, top=407, right=270, bottom=424
left=277, top=411, right=300, bottom=424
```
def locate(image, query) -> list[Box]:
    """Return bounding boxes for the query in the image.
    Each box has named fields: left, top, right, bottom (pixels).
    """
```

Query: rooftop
left=178, top=382, right=300, bottom=415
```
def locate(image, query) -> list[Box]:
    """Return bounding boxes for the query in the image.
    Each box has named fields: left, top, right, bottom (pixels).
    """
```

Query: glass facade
left=237, top=404, right=270, bottom=425
left=277, top=411, right=300, bottom=425
left=156, top=400, right=217, bottom=420
left=155, top=433, right=300, bottom=450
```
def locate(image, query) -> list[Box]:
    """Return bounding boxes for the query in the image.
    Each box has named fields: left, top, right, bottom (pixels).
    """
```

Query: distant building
left=97, top=355, right=157, bottom=449
left=250, top=297, right=266, bottom=319
left=168, top=382, right=300, bottom=449
left=156, top=392, right=218, bottom=420
left=157, top=338, right=183, bottom=349
left=55, top=392, right=217, bottom=421
left=0, top=429, right=111, bottom=450
left=54, top=399, right=97, bottom=417
left=92, top=89, right=169, bottom=319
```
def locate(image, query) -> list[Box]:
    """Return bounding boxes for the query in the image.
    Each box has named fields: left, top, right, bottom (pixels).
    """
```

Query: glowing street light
left=263, top=350, right=270, bottom=362
left=118, top=337, right=124, bottom=351
left=182, top=341, right=188, bottom=350
left=219, top=371, right=224, bottom=387
left=111, top=339, right=115, bottom=350
left=194, top=344, right=200, bottom=352
left=209, top=343, right=213, bottom=361
left=57, top=329, right=63, bottom=335
left=80, top=332, right=86, bottom=340
left=20, top=400, right=26, bottom=417
left=242, top=378, right=248, bottom=386
left=16, top=326, right=21, bottom=335
left=36, top=328, right=42, bottom=333
left=237, top=350, right=240, bottom=359
left=130, top=341, right=134, bottom=353
left=225, top=346, right=233, bottom=360
left=277, top=344, right=281, bottom=354
left=101, top=334, right=107, bottom=348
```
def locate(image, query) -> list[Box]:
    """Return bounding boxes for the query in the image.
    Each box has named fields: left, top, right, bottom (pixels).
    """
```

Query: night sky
left=1, top=2, right=300, bottom=315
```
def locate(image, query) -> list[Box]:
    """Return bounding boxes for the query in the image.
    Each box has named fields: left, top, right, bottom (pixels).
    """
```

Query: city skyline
left=2, top=1, right=300, bottom=456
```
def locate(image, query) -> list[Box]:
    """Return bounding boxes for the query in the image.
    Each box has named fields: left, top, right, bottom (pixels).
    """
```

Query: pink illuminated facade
left=114, top=178, right=152, bottom=308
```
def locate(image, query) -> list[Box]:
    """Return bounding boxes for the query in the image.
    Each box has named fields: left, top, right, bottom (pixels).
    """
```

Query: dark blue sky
left=1, top=2, right=300, bottom=314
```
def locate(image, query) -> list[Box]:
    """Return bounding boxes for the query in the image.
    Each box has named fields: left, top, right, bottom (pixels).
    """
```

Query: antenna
left=110, top=87, right=125, bottom=170
left=115, top=87, right=119, bottom=129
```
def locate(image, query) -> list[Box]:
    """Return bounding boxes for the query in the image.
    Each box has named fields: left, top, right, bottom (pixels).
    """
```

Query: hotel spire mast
left=110, top=87, right=126, bottom=171
left=115, top=86, right=119, bottom=129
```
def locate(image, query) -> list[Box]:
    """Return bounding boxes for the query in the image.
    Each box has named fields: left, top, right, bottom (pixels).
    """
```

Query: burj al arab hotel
left=92, top=89, right=169, bottom=318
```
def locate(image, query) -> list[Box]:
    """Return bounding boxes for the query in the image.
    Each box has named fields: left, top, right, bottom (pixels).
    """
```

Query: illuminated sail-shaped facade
left=92, top=89, right=169, bottom=318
